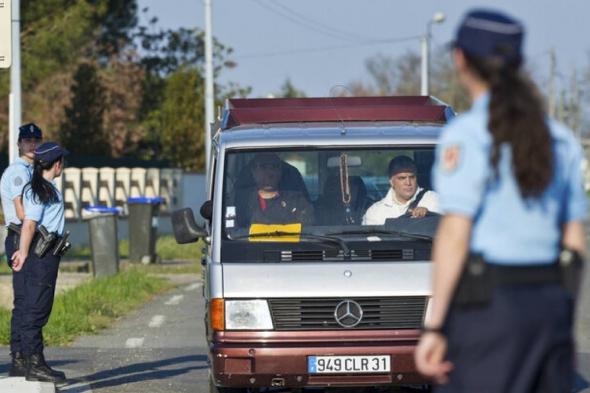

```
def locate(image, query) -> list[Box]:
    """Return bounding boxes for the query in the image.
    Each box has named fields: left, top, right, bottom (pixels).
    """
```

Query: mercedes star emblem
left=334, top=300, right=363, bottom=328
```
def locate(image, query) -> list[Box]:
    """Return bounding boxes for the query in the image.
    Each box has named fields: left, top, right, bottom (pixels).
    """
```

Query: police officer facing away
left=11, top=142, right=69, bottom=383
left=0, top=123, right=42, bottom=377
left=415, top=10, right=587, bottom=392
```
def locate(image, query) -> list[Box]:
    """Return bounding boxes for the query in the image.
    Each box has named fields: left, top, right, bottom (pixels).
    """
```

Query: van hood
left=222, top=261, right=431, bottom=298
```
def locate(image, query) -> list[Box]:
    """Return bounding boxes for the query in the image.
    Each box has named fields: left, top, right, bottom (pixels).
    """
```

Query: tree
left=0, top=0, right=138, bottom=149
left=0, top=1, right=247, bottom=163
left=277, top=78, right=306, bottom=98
left=60, top=63, right=109, bottom=155
left=101, top=53, right=145, bottom=157
left=347, top=50, right=470, bottom=112
left=157, top=68, right=205, bottom=171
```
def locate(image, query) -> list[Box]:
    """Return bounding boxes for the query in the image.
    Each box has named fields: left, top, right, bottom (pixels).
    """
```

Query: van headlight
left=225, top=300, right=274, bottom=330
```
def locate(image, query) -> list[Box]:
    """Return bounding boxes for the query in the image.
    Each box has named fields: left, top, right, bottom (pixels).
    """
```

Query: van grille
left=268, top=297, right=426, bottom=330
left=277, top=249, right=415, bottom=262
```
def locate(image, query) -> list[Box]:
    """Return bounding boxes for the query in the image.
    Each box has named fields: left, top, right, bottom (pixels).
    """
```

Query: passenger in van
left=236, top=153, right=314, bottom=227
left=362, top=156, right=440, bottom=225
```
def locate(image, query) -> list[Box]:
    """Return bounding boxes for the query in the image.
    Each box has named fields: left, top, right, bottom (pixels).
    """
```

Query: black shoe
left=8, top=351, right=26, bottom=377
left=25, top=353, right=66, bottom=383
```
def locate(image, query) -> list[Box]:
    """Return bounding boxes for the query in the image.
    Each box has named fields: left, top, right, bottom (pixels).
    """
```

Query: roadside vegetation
left=66, top=235, right=203, bottom=275
left=68, top=235, right=202, bottom=261
left=0, top=235, right=201, bottom=345
left=0, top=270, right=172, bottom=346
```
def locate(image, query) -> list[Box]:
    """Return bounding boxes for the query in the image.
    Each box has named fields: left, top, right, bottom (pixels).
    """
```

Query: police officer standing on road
left=11, top=142, right=69, bottom=383
left=0, top=123, right=42, bottom=377
left=415, top=9, right=588, bottom=392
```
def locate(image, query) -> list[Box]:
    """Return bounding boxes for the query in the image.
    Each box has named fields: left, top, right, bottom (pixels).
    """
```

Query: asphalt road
left=2, top=238, right=590, bottom=392
left=0, top=279, right=210, bottom=393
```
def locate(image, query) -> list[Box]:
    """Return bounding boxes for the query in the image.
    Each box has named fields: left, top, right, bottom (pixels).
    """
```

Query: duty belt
left=453, top=251, right=583, bottom=306
left=7, top=224, right=71, bottom=257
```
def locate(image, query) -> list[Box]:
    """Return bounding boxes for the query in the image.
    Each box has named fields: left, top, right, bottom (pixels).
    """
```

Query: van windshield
left=222, top=147, right=437, bottom=241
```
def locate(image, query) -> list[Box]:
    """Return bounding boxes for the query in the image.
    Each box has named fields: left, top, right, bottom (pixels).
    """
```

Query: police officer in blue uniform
left=0, top=123, right=42, bottom=376
left=11, top=142, right=69, bottom=383
left=414, top=9, right=588, bottom=392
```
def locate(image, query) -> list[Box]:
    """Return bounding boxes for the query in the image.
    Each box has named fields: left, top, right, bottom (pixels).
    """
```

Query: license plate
left=308, top=355, right=391, bottom=374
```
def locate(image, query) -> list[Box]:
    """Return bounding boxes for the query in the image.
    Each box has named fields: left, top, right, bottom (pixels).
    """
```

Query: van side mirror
left=171, top=208, right=207, bottom=244
left=200, top=200, right=213, bottom=221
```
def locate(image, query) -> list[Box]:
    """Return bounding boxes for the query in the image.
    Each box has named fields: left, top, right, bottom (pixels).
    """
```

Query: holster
left=559, top=249, right=584, bottom=298
left=33, top=225, right=57, bottom=258
left=52, top=231, right=70, bottom=257
left=7, top=223, right=22, bottom=251
left=453, top=254, right=493, bottom=306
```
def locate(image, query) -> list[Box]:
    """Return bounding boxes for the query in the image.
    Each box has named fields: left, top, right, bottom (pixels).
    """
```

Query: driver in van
left=237, top=153, right=313, bottom=227
left=362, top=156, right=440, bottom=225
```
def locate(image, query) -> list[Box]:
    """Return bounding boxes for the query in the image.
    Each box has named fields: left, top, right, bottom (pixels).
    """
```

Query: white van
left=172, top=96, right=454, bottom=392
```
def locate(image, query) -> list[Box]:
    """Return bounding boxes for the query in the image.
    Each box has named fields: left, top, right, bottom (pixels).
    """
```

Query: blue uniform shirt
left=433, top=93, right=588, bottom=265
left=22, top=181, right=65, bottom=235
left=0, top=158, right=33, bottom=226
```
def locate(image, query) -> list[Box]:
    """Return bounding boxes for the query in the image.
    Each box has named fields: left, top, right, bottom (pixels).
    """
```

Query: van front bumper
left=210, top=329, right=427, bottom=388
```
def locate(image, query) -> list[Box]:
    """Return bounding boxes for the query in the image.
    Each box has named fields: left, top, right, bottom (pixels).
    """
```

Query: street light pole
left=420, top=12, right=445, bottom=97
left=9, top=0, right=21, bottom=164
left=420, top=33, right=429, bottom=96
left=204, top=0, right=214, bottom=174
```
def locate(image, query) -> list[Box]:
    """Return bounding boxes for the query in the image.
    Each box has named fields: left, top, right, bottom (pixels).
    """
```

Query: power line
left=269, top=0, right=372, bottom=42
left=250, top=0, right=361, bottom=42
left=235, top=35, right=421, bottom=60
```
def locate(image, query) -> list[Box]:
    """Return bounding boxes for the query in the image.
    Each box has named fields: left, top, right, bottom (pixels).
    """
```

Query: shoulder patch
left=13, top=176, right=23, bottom=187
left=442, top=144, right=461, bottom=172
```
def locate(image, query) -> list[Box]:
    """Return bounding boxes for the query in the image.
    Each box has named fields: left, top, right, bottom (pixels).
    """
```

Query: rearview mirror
left=171, top=208, right=207, bottom=244
left=327, top=155, right=362, bottom=168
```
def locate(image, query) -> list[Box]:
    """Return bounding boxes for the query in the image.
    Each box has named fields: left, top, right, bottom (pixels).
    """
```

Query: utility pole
left=420, top=35, right=429, bottom=96
left=9, top=0, right=20, bottom=164
left=548, top=48, right=556, bottom=118
left=420, top=12, right=445, bottom=96
left=204, top=0, right=214, bottom=174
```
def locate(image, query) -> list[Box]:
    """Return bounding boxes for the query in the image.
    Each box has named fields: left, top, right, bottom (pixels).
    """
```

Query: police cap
left=18, top=123, right=43, bottom=141
left=453, top=9, right=524, bottom=63
left=34, top=142, right=69, bottom=164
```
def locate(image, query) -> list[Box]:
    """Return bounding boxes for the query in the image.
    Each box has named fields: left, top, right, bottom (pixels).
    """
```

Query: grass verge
left=68, top=235, right=203, bottom=262
left=0, top=270, right=172, bottom=346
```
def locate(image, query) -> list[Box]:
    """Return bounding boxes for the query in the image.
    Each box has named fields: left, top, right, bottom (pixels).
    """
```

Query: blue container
left=127, top=197, right=165, bottom=205
left=84, top=206, right=121, bottom=215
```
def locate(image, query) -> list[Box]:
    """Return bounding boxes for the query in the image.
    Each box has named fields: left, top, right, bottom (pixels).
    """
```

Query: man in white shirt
left=363, top=156, right=440, bottom=225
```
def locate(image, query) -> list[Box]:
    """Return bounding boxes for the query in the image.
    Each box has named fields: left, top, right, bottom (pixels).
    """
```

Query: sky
left=136, top=0, right=590, bottom=98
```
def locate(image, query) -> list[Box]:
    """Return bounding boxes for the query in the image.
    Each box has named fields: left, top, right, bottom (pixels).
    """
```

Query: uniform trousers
left=436, top=284, right=574, bottom=393
left=21, top=249, right=60, bottom=356
left=5, top=232, right=24, bottom=354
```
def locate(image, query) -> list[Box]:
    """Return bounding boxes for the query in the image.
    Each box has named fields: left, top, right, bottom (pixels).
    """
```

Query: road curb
left=0, top=377, right=55, bottom=392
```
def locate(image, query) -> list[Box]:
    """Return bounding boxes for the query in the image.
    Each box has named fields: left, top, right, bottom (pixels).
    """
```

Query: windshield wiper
left=229, top=231, right=350, bottom=257
left=326, top=228, right=433, bottom=242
